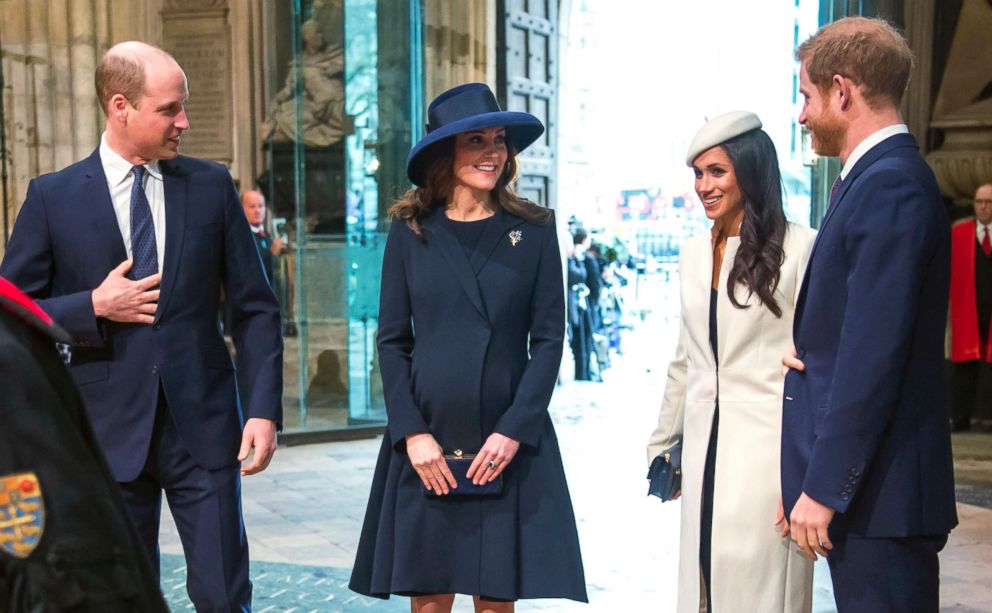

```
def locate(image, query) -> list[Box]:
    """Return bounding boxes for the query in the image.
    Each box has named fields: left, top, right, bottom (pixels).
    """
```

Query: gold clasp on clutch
left=664, top=452, right=671, bottom=463
left=444, top=449, right=476, bottom=460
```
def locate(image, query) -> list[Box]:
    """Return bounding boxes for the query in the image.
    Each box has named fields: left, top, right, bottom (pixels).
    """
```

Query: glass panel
left=261, top=0, right=420, bottom=434
left=805, top=0, right=857, bottom=227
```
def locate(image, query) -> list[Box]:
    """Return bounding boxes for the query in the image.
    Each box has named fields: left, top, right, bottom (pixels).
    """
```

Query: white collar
left=840, top=124, right=909, bottom=180
left=99, top=133, right=163, bottom=186
left=250, top=224, right=264, bottom=233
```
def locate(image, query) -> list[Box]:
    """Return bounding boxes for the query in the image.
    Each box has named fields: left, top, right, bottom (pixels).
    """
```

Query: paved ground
left=158, top=280, right=992, bottom=612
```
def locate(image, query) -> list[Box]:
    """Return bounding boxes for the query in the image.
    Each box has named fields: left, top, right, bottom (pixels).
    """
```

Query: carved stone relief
left=161, top=1, right=234, bottom=164
left=925, top=0, right=992, bottom=205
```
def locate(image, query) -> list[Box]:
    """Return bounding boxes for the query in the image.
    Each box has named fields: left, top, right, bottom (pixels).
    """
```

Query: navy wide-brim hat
left=406, top=83, right=545, bottom=187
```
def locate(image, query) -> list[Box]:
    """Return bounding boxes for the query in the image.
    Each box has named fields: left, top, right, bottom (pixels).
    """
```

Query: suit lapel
left=155, top=158, right=188, bottom=323
left=81, top=150, right=129, bottom=270
left=796, top=133, right=918, bottom=327
left=421, top=208, right=489, bottom=322
left=793, top=134, right=917, bottom=326
left=813, top=134, right=916, bottom=251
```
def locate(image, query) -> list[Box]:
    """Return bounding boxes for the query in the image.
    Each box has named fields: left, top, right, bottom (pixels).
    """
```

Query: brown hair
left=95, top=52, right=146, bottom=114
left=796, top=16, right=913, bottom=109
left=388, top=138, right=552, bottom=237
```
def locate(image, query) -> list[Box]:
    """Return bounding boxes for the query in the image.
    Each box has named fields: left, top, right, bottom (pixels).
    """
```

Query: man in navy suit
left=781, top=17, right=957, bottom=611
left=0, top=41, right=282, bottom=611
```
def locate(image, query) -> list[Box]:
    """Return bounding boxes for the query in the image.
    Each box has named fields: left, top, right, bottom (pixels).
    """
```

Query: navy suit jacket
left=782, top=133, right=958, bottom=538
left=0, top=149, right=283, bottom=482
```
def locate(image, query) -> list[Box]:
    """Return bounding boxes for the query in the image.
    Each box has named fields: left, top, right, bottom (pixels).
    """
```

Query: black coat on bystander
left=0, top=277, right=167, bottom=612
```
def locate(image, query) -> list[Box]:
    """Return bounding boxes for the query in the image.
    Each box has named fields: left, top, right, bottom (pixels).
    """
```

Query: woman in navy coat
left=349, top=83, right=587, bottom=612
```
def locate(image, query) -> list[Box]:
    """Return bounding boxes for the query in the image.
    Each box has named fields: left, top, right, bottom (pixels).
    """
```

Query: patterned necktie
left=128, top=165, right=159, bottom=280
left=830, top=176, right=843, bottom=202
left=982, top=226, right=991, bottom=258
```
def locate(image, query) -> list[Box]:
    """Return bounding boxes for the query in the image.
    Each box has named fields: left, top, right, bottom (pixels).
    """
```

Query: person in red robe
left=948, top=183, right=992, bottom=430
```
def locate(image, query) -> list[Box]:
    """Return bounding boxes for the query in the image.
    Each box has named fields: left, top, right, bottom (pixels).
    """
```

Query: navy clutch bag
left=422, top=450, right=503, bottom=497
left=647, top=442, right=682, bottom=502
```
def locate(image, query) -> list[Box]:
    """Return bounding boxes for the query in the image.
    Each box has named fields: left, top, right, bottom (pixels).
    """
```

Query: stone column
left=424, top=0, right=491, bottom=98
left=0, top=0, right=157, bottom=256
left=903, top=0, right=935, bottom=151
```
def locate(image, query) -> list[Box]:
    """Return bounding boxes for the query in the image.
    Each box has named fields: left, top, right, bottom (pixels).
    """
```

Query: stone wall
left=0, top=0, right=264, bottom=257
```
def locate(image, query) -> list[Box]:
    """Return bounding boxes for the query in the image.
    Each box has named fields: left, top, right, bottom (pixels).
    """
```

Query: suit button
left=841, top=495, right=850, bottom=501
left=151, top=366, right=159, bottom=375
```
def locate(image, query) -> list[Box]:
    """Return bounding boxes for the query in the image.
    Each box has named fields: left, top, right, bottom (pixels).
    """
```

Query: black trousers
left=949, top=359, right=992, bottom=427
left=118, top=392, right=252, bottom=612
left=827, top=532, right=946, bottom=612
left=699, top=404, right=719, bottom=613
left=570, top=316, right=593, bottom=381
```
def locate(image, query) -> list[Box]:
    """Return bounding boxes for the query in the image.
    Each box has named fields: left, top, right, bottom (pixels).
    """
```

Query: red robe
left=949, top=218, right=992, bottom=362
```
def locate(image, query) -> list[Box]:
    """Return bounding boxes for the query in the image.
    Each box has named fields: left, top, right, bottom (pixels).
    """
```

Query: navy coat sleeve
left=377, top=219, right=431, bottom=447
left=802, top=165, right=944, bottom=512
left=494, top=218, right=566, bottom=448
left=0, top=180, right=105, bottom=346
left=217, top=170, right=284, bottom=427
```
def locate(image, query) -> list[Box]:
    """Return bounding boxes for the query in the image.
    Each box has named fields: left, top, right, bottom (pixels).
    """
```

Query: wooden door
left=497, top=0, right=558, bottom=209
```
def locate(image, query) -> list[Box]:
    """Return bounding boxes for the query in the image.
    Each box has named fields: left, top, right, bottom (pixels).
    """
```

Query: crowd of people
left=0, top=15, right=984, bottom=613
left=566, top=227, right=621, bottom=381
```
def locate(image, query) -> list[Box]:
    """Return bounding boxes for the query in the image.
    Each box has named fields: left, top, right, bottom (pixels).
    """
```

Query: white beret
left=685, top=111, right=763, bottom=166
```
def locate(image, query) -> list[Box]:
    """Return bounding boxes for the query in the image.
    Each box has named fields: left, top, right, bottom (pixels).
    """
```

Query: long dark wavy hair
left=388, top=138, right=552, bottom=238
left=720, top=129, right=788, bottom=318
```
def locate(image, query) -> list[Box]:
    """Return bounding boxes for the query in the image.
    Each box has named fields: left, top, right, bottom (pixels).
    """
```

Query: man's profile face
left=125, top=57, right=190, bottom=162
left=975, top=185, right=992, bottom=226
left=242, top=192, right=267, bottom=226
left=798, top=62, right=845, bottom=157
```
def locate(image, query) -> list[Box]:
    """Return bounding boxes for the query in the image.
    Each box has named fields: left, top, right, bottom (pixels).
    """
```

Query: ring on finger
left=487, top=460, right=498, bottom=470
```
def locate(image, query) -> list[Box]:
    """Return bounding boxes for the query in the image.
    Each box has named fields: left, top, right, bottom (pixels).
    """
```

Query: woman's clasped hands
left=467, top=432, right=519, bottom=485
left=405, top=432, right=520, bottom=495
left=405, top=433, right=457, bottom=495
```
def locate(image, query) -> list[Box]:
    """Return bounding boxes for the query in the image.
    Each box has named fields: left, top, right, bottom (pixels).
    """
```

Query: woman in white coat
left=647, top=112, right=815, bottom=613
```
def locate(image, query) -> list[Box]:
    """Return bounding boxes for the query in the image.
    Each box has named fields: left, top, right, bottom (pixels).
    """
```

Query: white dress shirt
left=99, top=133, right=166, bottom=268
left=977, top=222, right=991, bottom=243
left=840, top=124, right=910, bottom=180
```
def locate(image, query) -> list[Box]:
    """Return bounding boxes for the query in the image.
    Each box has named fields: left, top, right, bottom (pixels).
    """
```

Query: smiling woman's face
left=452, top=127, right=508, bottom=194
left=692, top=146, right=743, bottom=223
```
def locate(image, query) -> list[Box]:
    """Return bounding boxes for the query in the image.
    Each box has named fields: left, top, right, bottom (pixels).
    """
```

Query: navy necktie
left=128, top=165, right=159, bottom=280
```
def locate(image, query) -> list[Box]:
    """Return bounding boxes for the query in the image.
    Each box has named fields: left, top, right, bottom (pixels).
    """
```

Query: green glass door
left=263, top=0, right=421, bottom=437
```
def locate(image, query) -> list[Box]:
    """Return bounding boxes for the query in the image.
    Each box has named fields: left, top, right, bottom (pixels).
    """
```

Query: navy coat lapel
left=795, top=133, right=918, bottom=326
left=421, top=208, right=489, bottom=321
left=815, top=133, right=917, bottom=250
left=470, top=207, right=526, bottom=275
left=155, top=158, right=188, bottom=323
left=81, top=150, right=129, bottom=269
